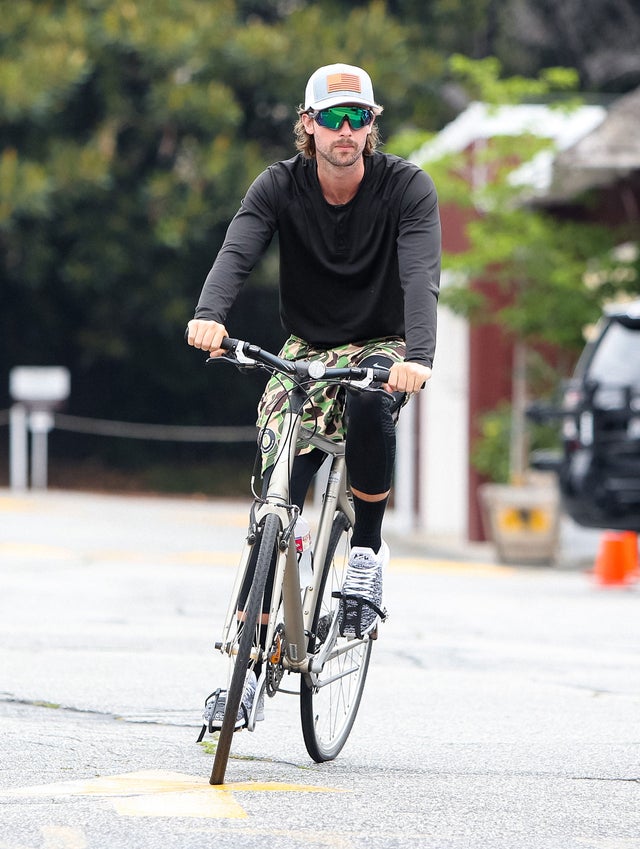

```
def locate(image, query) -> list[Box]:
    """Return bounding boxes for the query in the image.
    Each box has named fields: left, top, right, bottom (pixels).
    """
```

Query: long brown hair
left=293, top=108, right=382, bottom=158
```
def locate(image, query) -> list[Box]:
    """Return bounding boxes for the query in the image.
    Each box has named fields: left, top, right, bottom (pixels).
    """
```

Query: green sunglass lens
left=315, top=107, right=372, bottom=130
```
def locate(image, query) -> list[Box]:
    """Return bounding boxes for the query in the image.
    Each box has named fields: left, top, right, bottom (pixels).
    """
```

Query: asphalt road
left=1, top=489, right=639, bottom=849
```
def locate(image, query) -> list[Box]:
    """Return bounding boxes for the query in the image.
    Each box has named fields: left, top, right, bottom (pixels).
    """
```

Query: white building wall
left=418, top=297, right=470, bottom=538
left=391, top=285, right=470, bottom=539
left=392, top=389, right=418, bottom=533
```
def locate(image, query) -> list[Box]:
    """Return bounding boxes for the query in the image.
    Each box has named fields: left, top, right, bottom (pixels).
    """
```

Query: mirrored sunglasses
left=309, top=106, right=374, bottom=130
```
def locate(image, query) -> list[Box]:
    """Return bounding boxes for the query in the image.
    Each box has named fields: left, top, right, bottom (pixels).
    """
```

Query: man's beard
left=317, top=141, right=361, bottom=168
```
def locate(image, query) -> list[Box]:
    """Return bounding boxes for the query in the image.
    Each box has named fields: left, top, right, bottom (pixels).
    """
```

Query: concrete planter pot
left=479, top=482, right=560, bottom=564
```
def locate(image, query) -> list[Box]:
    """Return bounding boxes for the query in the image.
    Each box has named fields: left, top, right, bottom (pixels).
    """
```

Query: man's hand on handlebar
left=187, top=325, right=432, bottom=392
left=187, top=319, right=229, bottom=357
left=385, top=361, right=432, bottom=394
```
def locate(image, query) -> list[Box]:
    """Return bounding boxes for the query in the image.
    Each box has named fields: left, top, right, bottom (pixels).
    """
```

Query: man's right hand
left=186, top=319, right=229, bottom=357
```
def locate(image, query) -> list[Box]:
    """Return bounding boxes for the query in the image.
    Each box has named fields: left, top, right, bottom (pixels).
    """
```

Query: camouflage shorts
left=256, top=335, right=407, bottom=470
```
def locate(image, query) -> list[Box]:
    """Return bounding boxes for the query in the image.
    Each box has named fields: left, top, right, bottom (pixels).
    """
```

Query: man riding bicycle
left=187, top=62, right=441, bottom=726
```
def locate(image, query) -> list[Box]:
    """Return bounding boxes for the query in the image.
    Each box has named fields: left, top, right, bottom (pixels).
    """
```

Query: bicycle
left=198, top=337, right=391, bottom=785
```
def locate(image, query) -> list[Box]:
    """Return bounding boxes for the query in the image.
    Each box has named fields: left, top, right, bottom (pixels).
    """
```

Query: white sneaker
left=202, top=670, right=264, bottom=732
left=338, top=541, right=389, bottom=637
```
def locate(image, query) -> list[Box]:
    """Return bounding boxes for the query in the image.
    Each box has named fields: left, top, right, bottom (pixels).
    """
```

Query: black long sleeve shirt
left=195, top=151, right=441, bottom=366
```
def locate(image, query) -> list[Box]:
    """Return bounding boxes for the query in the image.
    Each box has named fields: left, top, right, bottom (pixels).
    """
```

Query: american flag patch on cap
left=304, top=63, right=376, bottom=110
left=327, top=73, right=362, bottom=93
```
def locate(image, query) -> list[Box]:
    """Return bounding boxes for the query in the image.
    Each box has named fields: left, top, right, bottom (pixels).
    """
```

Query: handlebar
left=216, top=337, right=391, bottom=388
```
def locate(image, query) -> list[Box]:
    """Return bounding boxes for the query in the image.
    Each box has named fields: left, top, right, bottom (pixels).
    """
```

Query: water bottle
left=294, top=516, right=313, bottom=588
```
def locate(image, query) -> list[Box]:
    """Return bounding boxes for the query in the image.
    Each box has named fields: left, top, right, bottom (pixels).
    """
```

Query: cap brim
left=306, top=94, right=378, bottom=110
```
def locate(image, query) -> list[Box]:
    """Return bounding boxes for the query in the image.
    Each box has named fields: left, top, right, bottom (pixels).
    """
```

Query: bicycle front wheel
left=300, top=510, right=373, bottom=762
left=210, top=511, right=280, bottom=785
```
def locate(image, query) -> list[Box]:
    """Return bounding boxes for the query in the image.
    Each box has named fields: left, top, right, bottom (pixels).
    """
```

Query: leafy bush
left=471, top=401, right=559, bottom=484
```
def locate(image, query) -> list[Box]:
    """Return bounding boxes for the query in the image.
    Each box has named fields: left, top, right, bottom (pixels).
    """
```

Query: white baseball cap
left=304, top=63, right=380, bottom=111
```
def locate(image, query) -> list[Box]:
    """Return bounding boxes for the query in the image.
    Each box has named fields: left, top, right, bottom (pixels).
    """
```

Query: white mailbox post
left=9, top=367, right=71, bottom=490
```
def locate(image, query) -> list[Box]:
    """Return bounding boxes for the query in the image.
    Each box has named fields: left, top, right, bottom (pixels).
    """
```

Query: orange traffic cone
left=593, top=531, right=636, bottom=586
left=620, top=531, right=639, bottom=580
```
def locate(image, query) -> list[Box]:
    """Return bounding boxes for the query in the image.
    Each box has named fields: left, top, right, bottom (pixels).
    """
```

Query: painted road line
left=81, top=549, right=241, bottom=565
left=0, top=497, right=37, bottom=512
left=390, top=557, right=511, bottom=575
left=174, top=509, right=249, bottom=528
left=0, top=544, right=507, bottom=574
left=0, top=542, right=75, bottom=559
left=6, top=769, right=341, bottom=819
left=0, top=543, right=242, bottom=566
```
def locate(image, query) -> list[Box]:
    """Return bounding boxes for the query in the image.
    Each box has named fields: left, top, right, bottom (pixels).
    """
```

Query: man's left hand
left=385, top=361, right=432, bottom=394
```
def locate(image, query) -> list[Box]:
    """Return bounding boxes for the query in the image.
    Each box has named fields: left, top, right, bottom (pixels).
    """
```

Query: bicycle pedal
left=315, top=613, right=333, bottom=645
left=196, top=688, right=223, bottom=741
left=335, top=592, right=387, bottom=640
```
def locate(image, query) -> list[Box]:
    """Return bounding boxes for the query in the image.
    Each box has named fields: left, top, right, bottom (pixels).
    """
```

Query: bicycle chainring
left=266, top=624, right=285, bottom=696
left=265, top=661, right=284, bottom=696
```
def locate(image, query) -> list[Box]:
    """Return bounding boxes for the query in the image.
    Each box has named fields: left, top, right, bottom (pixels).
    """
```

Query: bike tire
left=210, top=512, right=280, bottom=785
left=300, top=510, right=373, bottom=762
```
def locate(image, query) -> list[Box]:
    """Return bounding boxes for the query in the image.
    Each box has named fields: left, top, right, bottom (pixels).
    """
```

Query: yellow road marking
left=390, top=557, right=510, bottom=575
left=6, top=769, right=340, bottom=819
left=84, top=549, right=241, bottom=565
left=0, top=543, right=506, bottom=573
left=185, top=511, right=248, bottom=528
left=0, top=497, right=36, bottom=512
left=227, top=781, right=339, bottom=793
left=163, top=551, right=241, bottom=565
left=0, top=543, right=241, bottom=566
left=0, top=543, right=74, bottom=559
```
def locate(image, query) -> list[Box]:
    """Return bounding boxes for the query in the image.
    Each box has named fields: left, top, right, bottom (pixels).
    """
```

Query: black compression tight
left=345, top=354, right=404, bottom=495
left=260, top=356, right=404, bottom=509
left=243, top=362, right=404, bottom=631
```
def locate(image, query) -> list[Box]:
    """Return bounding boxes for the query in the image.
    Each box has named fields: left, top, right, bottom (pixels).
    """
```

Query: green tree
left=1, top=1, right=268, bottom=416
left=2, top=2, right=637, bottom=491
left=0, top=1, right=455, bottom=412
left=438, top=56, right=638, bottom=348
left=426, top=57, right=638, bottom=482
left=0, top=0, right=450, bottom=487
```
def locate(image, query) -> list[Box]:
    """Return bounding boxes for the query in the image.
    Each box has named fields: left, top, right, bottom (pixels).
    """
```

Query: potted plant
left=471, top=396, right=563, bottom=564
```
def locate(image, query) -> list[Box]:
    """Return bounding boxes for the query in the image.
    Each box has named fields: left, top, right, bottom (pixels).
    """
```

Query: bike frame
left=217, top=379, right=356, bottom=691
left=205, top=338, right=392, bottom=782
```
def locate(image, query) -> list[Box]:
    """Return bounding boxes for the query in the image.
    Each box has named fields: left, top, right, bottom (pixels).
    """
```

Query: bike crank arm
left=307, top=664, right=362, bottom=690
left=309, top=632, right=371, bottom=673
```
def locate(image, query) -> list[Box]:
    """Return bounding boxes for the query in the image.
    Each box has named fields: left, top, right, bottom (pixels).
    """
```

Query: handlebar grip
left=348, top=365, right=391, bottom=384
left=184, top=325, right=239, bottom=353
left=370, top=367, right=391, bottom=383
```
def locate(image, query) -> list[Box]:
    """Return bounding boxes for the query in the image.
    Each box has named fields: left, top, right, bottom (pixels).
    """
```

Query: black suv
left=530, top=300, right=640, bottom=531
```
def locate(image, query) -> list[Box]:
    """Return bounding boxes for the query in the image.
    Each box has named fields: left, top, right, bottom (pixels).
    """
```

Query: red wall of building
left=466, top=291, right=515, bottom=540
left=441, top=199, right=516, bottom=541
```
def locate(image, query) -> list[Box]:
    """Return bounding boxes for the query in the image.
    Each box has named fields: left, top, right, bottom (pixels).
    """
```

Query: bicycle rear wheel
left=210, top=512, right=280, bottom=785
left=300, top=510, right=373, bottom=762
